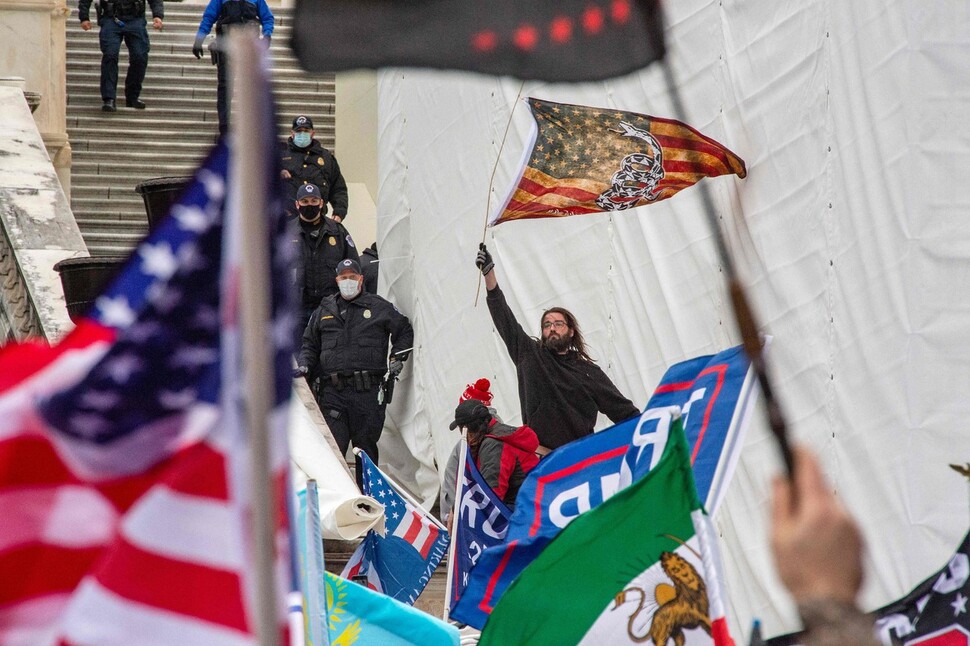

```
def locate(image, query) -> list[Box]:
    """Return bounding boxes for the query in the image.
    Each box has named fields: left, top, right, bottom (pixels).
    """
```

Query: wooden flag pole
left=660, top=56, right=796, bottom=481
left=475, top=81, right=525, bottom=308
left=231, top=32, right=279, bottom=645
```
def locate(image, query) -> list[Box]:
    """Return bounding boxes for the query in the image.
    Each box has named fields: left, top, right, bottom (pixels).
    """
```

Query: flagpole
left=442, top=434, right=468, bottom=619
left=475, top=81, right=525, bottom=308
left=231, top=31, right=279, bottom=645
left=659, top=55, right=795, bottom=481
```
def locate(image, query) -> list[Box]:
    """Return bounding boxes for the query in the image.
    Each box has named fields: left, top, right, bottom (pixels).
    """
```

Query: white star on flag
left=272, top=312, right=295, bottom=348
left=158, top=388, right=198, bottom=410
left=126, top=321, right=163, bottom=343
left=71, top=413, right=108, bottom=436
left=169, top=346, right=219, bottom=369
left=177, top=241, right=208, bottom=273
left=96, top=295, right=136, bottom=328
left=80, top=390, right=121, bottom=411
left=139, top=242, right=179, bottom=280
left=146, top=283, right=181, bottom=313
left=953, top=592, right=968, bottom=617
left=103, top=354, right=144, bottom=383
left=172, top=205, right=209, bottom=233
left=197, top=168, right=225, bottom=201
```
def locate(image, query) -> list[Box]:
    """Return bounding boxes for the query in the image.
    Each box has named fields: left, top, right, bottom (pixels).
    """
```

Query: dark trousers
left=215, top=48, right=230, bottom=135
left=317, top=382, right=387, bottom=464
left=99, top=16, right=150, bottom=102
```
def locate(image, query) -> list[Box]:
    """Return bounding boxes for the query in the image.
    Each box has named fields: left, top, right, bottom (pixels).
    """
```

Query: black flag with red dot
left=291, top=0, right=665, bottom=82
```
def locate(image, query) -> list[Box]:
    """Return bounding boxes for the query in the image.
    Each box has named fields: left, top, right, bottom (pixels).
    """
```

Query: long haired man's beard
left=543, top=333, right=572, bottom=353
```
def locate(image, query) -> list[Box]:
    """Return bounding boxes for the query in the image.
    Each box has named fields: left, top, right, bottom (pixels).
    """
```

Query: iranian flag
left=478, top=421, right=734, bottom=646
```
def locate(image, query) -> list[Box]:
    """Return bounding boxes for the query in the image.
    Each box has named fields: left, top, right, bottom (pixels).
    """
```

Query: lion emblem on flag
left=595, top=121, right=665, bottom=211
left=612, top=551, right=712, bottom=644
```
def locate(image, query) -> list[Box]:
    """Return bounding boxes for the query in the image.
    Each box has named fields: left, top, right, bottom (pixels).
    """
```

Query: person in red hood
left=448, top=399, right=539, bottom=510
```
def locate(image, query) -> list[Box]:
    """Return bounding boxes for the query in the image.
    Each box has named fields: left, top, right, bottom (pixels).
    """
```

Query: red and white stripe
left=340, top=543, right=383, bottom=593
left=392, top=509, right=441, bottom=560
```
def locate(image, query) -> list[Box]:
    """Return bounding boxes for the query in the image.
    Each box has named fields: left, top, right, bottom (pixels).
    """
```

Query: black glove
left=476, top=243, right=494, bottom=276
left=192, top=36, right=205, bottom=59
left=292, top=365, right=308, bottom=379
left=387, top=358, right=404, bottom=378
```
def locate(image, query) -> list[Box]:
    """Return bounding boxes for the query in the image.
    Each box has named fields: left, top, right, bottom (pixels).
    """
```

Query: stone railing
left=0, top=86, right=87, bottom=343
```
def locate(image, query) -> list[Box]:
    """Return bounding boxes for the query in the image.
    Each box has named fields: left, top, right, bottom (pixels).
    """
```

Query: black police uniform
left=295, top=217, right=359, bottom=334
left=78, top=0, right=163, bottom=104
left=360, top=244, right=379, bottom=294
left=299, top=292, right=413, bottom=463
left=280, top=139, right=349, bottom=220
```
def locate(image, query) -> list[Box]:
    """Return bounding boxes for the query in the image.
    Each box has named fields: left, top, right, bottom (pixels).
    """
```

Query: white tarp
left=288, top=384, right=384, bottom=540
left=374, top=0, right=970, bottom=637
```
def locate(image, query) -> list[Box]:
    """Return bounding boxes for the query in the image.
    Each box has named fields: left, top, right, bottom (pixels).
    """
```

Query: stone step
left=75, top=217, right=150, bottom=233
left=66, top=61, right=327, bottom=84
left=65, top=1, right=333, bottom=256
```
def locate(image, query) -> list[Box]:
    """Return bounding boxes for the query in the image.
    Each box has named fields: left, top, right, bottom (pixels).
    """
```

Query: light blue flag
left=296, top=482, right=329, bottom=646
left=324, top=572, right=460, bottom=646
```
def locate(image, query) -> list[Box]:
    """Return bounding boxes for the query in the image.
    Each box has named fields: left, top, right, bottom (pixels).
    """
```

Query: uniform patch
left=363, top=310, right=372, bottom=319
left=346, top=235, right=355, bottom=248
left=328, top=237, right=336, bottom=246
left=317, top=157, right=324, bottom=165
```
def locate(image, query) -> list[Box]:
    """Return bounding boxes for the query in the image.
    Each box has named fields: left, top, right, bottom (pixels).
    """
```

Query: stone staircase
left=66, top=4, right=335, bottom=256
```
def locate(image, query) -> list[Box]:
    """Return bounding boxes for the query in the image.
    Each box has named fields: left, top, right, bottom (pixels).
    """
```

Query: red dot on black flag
left=513, top=24, right=539, bottom=51
left=471, top=30, right=499, bottom=53
left=612, top=0, right=632, bottom=24
left=550, top=16, right=573, bottom=43
left=582, top=6, right=605, bottom=34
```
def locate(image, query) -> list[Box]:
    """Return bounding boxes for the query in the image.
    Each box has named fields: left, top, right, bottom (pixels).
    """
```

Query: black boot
left=126, top=98, right=146, bottom=109
left=102, top=99, right=117, bottom=112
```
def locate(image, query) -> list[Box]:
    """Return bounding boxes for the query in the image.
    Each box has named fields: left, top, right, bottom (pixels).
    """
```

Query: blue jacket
left=196, top=0, right=274, bottom=38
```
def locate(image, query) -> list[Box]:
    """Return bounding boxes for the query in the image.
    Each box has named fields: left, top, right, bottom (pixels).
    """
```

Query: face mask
left=293, top=132, right=311, bottom=148
left=338, top=278, right=360, bottom=299
left=298, top=204, right=321, bottom=222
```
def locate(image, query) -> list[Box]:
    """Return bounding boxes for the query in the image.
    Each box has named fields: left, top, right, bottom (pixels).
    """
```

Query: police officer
left=280, top=115, right=349, bottom=221
left=296, top=259, right=413, bottom=463
left=293, top=182, right=359, bottom=341
left=192, top=0, right=274, bottom=135
left=78, top=0, right=163, bottom=112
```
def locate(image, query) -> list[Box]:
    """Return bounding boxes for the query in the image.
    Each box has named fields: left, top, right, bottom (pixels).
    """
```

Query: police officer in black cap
left=293, top=182, right=359, bottom=341
left=296, top=258, right=414, bottom=463
left=79, top=0, right=163, bottom=112
left=280, top=115, right=349, bottom=222
left=192, top=0, right=274, bottom=135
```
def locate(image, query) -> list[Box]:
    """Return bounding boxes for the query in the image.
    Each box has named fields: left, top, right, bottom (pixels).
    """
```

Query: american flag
left=492, top=98, right=747, bottom=224
left=339, top=451, right=450, bottom=604
left=0, top=40, right=296, bottom=644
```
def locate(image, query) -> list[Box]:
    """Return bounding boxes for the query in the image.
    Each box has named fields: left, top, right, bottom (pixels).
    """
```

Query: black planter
left=134, top=176, right=192, bottom=230
left=53, top=256, right=127, bottom=323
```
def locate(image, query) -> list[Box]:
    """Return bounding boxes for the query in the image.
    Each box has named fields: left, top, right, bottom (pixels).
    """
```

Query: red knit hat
left=459, top=378, right=493, bottom=406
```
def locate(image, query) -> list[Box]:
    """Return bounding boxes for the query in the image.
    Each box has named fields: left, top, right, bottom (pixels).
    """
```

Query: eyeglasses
left=541, top=320, right=568, bottom=330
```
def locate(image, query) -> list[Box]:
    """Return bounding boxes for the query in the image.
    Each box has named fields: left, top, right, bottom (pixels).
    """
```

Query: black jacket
left=300, top=292, right=413, bottom=378
left=280, top=138, right=349, bottom=218
left=486, top=286, right=639, bottom=449
left=360, top=245, right=379, bottom=294
left=79, top=0, right=162, bottom=22
left=295, top=218, right=359, bottom=312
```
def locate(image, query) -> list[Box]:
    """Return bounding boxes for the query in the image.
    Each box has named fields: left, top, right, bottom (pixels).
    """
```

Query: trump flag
left=340, top=450, right=450, bottom=604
